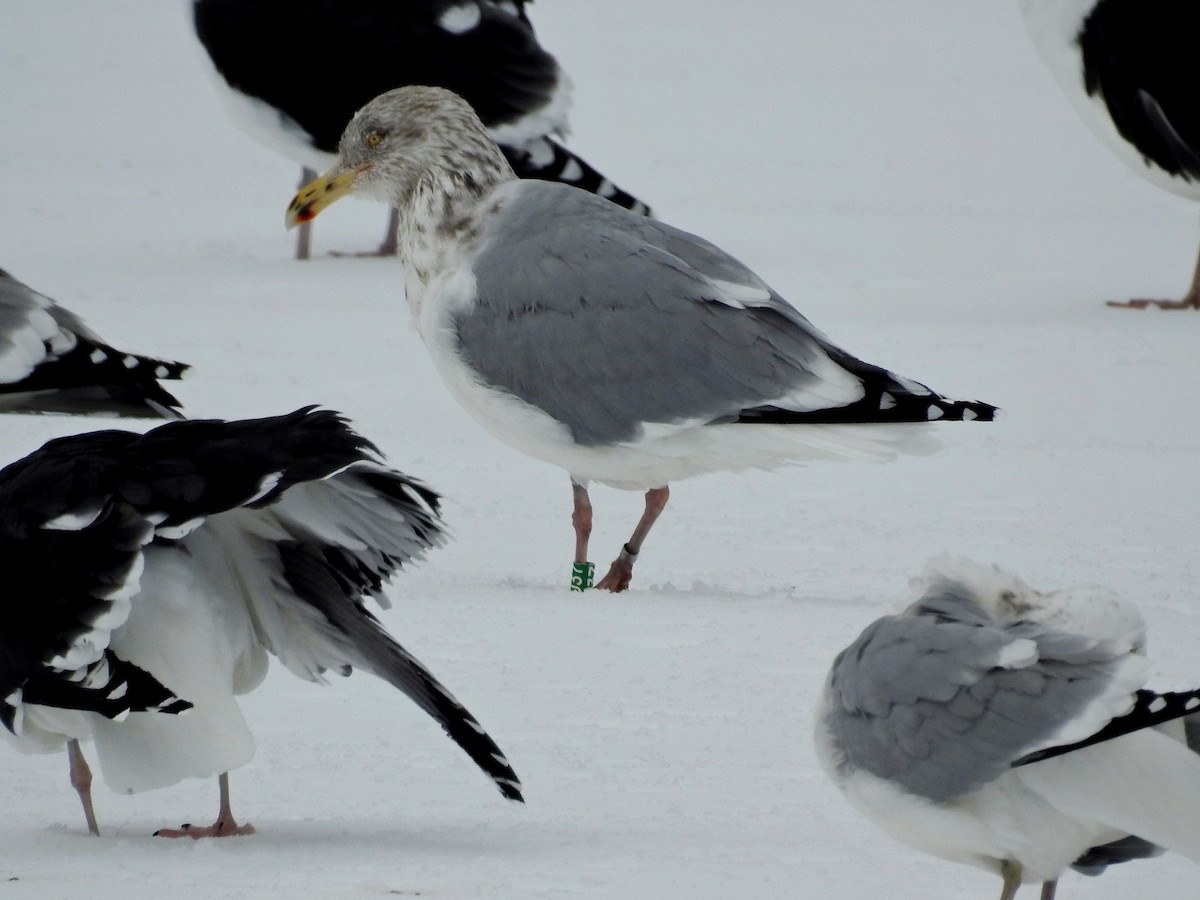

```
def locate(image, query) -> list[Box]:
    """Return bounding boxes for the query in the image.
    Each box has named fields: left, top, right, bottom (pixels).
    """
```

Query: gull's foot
left=1106, top=297, right=1200, bottom=310
left=154, top=818, right=255, bottom=839
left=595, top=560, right=633, bottom=592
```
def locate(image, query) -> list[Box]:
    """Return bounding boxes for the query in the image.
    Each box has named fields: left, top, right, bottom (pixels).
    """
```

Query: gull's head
left=285, top=86, right=511, bottom=229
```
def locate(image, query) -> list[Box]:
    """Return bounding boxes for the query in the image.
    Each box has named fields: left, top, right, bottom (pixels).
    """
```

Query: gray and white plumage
left=286, top=86, right=995, bottom=589
left=0, top=407, right=522, bottom=835
left=816, top=558, right=1200, bottom=899
left=0, top=269, right=187, bottom=417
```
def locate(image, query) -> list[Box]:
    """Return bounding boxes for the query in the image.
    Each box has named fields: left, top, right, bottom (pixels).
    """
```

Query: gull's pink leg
left=570, top=481, right=595, bottom=591
left=294, top=168, right=316, bottom=261
left=596, top=486, right=670, bottom=593
left=330, top=207, right=401, bottom=258
left=1108, top=228, right=1200, bottom=309
left=572, top=481, right=593, bottom=564
left=67, top=739, right=99, bottom=836
left=155, top=772, right=255, bottom=839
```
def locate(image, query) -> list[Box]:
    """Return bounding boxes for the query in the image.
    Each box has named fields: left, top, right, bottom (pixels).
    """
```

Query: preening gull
left=285, top=86, right=997, bottom=592
left=815, top=558, right=1200, bottom=899
left=0, top=407, right=522, bottom=837
left=0, top=268, right=187, bottom=417
left=192, top=0, right=650, bottom=260
left=1021, top=0, right=1200, bottom=309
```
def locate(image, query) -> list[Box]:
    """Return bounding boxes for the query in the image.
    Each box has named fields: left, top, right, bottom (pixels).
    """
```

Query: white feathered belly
left=420, top=314, right=939, bottom=491
left=90, top=538, right=268, bottom=793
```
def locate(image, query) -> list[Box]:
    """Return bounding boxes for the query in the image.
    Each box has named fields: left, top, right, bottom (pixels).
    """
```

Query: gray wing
left=0, top=269, right=93, bottom=382
left=459, top=183, right=937, bottom=447
left=823, top=591, right=1141, bottom=803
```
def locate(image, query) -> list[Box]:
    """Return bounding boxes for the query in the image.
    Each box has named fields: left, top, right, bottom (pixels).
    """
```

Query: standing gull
left=816, top=558, right=1200, bottom=899
left=286, top=86, right=997, bottom=592
left=1021, top=0, right=1200, bottom=309
left=0, top=268, right=187, bottom=417
left=0, top=407, right=522, bottom=837
left=193, top=0, right=650, bottom=260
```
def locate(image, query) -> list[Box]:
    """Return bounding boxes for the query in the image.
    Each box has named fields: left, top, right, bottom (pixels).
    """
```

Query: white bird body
left=0, top=408, right=523, bottom=834
left=288, top=86, right=995, bottom=589
left=816, top=559, right=1200, bottom=896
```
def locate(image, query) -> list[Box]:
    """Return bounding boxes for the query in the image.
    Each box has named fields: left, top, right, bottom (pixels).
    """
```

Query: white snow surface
left=1, top=2, right=1198, bottom=897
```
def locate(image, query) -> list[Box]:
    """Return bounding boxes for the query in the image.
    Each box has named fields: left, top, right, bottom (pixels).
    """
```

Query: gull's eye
left=364, top=130, right=386, bottom=149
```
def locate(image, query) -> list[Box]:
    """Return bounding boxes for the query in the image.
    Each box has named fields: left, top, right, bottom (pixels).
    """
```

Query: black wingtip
left=1014, top=687, right=1200, bottom=767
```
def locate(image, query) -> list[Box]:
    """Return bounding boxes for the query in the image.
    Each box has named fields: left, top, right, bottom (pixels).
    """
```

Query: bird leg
left=595, top=486, right=670, bottom=593
left=998, top=860, right=1023, bottom=900
left=1107, top=227, right=1200, bottom=309
left=154, top=772, right=255, bottom=839
left=570, top=480, right=595, bottom=590
left=377, top=206, right=401, bottom=256
left=67, top=739, right=99, bottom=836
left=294, top=168, right=316, bottom=261
left=1039, top=880, right=1057, bottom=900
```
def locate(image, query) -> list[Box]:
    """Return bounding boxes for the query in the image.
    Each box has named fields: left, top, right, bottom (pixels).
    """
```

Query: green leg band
left=570, top=561, right=595, bottom=592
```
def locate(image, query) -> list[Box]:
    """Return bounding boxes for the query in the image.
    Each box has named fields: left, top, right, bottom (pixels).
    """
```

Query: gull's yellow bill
left=284, top=165, right=370, bottom=230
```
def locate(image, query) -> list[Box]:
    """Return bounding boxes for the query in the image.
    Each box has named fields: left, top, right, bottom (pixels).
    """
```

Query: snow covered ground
left=2, top=1, right=1198, bottom=897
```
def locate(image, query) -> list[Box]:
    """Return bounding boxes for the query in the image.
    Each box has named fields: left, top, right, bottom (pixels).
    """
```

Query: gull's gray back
left=456, top=183, right=865, bottom=446
left=823, top=587, right=1140, bottom=803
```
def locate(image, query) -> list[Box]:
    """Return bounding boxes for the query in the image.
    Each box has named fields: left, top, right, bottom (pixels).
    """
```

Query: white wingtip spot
left=926, top=404, right=945, bottom=421
left=963, top=408, right=978, bottom=421
left=154, top=365, right=169, bottom=378
left=879, top=392, right=896, bottom=410
left=559, top=158, right=584, bottom=182
left=245, top=471, right=284, bottom=505
left=597, top=179, right=618, bottom=198
left=89, top=348, right=107, bottom=364
left=42, top=505, right=105, bottom=531
left=107, top=681, right=128, bottom=701
left=1186, top=697, right=1200, bottom=710
left=121, top=355, right=138, bottom=369
left=437, top=3, right=482, bottom=33
left=155, top=517, right=206, bottom=540
left=1149, top=696, right=1168, bottom=713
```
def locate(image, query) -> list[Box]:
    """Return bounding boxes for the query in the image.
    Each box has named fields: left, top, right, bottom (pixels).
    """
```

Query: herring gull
left=0, top=407, right=522, bottom=837
left=285, top=86, right=998, bottom=592
left=816, top=557, right=1200, bottom=899
left=193, top=0, right=650, bottom=260
left=1021, top=0, right=1200, bottom=308
left=0, top=268, right=187, bottom=417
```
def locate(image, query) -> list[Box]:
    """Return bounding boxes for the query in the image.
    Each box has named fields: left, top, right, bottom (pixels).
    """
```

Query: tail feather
left=279, top=540, right=523, bottom=801
left=1020, top=729, right=1200, bottom=864
left=502, top=137, right=652, bottom=216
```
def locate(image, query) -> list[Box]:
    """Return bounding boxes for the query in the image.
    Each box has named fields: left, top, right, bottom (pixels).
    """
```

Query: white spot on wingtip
left=437, top=3, right=482, bottom=33
left=89, top=348, right=107, bottom=364
left=107, top=681, right=128, bottom=701
left=559, top=158, right=584, bottom=182
left=926, top=404, right=945, bottom=421
left=121, top=355, right=138, bottom=369
left=1149, top=696, right=1168, bottom=713
left=879, top=392, right=896, bottom=410
left=42, top=505, right=104, bottom=531
left=244, top=471, right=283, bottom=505
left=1186, top=697, right=1200, bottom=710
left=154, top=365, right=169, bottom=378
